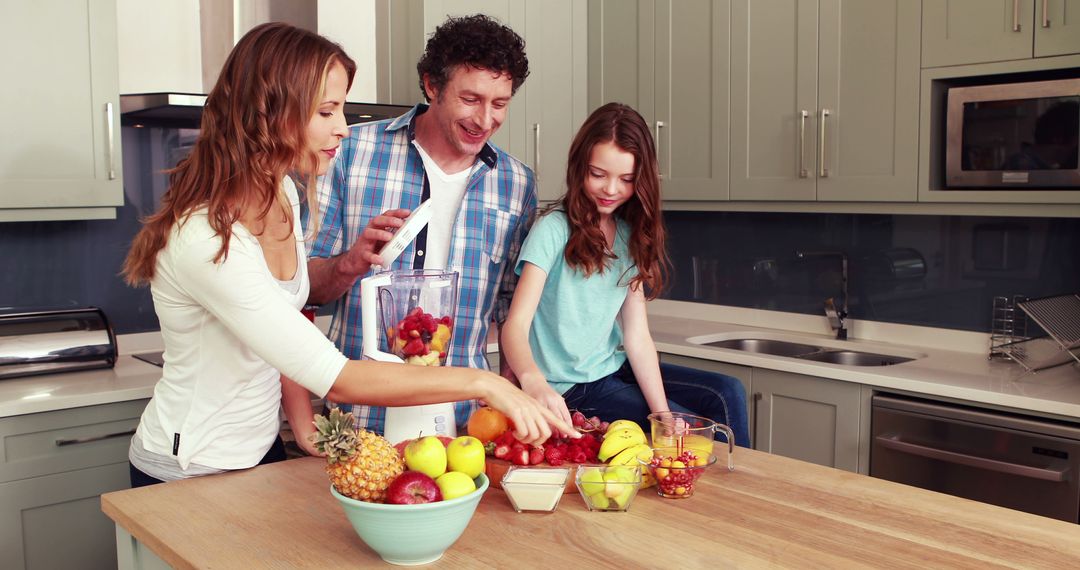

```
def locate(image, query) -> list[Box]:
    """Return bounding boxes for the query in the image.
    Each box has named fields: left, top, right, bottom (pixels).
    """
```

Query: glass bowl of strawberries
left=639, top=447, right=717, bottom=499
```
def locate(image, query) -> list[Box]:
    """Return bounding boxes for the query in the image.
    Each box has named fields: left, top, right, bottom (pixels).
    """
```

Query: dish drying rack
left=993, top=294, right=1080, bottom=373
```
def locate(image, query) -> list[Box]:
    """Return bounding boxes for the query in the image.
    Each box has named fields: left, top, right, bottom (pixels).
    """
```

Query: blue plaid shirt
left=309, top=104, right=537, bottom=434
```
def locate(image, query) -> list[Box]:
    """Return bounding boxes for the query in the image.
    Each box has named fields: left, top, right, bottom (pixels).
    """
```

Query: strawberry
left=573, top=450, right=588, bottom=464
left=402, top=338, right=425, bottom=356
left=544, top=446, right=565, bottom=466
left=493, top=440, right=511, bottom=460
left=528, top=447, right=545, bottom=465
left=510, top=447, right=530, bottom=466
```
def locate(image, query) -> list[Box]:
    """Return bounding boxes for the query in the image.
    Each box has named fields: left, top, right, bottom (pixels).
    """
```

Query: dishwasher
left=871, top=393, right=1080, bottom=523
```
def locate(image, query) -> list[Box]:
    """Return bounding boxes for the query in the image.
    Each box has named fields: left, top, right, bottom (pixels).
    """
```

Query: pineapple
left=310, top=408, right=404, bottom=502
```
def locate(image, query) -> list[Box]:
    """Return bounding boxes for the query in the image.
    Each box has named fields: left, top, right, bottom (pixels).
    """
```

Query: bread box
left=0, top=307, right=117, bottom=379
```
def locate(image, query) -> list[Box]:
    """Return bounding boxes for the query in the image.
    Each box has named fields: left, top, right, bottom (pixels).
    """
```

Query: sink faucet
left=796, top=250, right=848, bottom=340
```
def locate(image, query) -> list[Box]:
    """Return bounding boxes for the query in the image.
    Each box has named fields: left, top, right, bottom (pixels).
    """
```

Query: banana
left=604, top=420, right=645, bottom=439
left=597, top=429, right=647, bottom=462
left=608, top=443, right=652, bottom=466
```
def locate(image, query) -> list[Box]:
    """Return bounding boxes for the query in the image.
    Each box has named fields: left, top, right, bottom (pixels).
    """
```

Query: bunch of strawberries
left=486, top=428, right=604, bottom=466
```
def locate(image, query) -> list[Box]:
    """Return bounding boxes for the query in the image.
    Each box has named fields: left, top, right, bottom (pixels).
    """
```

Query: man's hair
left=416, top=14, right=529, bottom=101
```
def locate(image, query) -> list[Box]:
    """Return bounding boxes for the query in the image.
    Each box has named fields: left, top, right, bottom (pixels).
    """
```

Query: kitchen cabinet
left=729, top=0, right=921, bottom=202
left=922, top=0, right=1080, bottom=68
left=0, top=0, right=124, bottom=222
left=751, top=368, right=866, bottom=473
left=588, top=0, right=730, bottom=201
left=0, top=399, right=147, bottom=570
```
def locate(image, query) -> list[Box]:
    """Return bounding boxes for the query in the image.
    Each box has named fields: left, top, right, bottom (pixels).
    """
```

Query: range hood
left=120, top=93, right=411, bottom=129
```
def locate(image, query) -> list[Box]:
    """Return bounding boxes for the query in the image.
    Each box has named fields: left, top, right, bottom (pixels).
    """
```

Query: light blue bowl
left=330, top=474, right=489, bottom=566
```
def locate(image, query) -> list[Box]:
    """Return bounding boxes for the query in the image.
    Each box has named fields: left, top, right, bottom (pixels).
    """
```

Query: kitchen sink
left=700, top=337, right=917, bottom=366
left=704, top=339, right=824, bottom=358
left=796, top=350, right=914, bottom=366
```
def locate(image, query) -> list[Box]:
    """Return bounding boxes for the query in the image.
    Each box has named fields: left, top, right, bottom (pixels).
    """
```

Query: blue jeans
left=562, top=362, right=750, bottom=447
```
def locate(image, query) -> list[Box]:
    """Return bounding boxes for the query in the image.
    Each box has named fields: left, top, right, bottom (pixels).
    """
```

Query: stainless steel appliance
left=871, top=393, right=1080, bottom=523
left=946, top=78, right=1080, bottom=188
left=0, top=307, right=117, bottom=379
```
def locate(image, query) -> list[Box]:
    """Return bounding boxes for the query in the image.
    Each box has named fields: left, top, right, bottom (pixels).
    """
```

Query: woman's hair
left=558, top=102, right=670, bottom=299
left=416, top=14, right=529, bottom=101
left=123, top=22, right=356, bottom=285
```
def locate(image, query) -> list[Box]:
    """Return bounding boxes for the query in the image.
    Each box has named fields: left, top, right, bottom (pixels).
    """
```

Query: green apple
left=579, top=467, right=605, bottom=496
left=404, top=435, right=448, bottom=478
left=446, top=436, right=486, bottom=479
left=588, top=492, right=611, bottom=510
left=435, top=471, right=477, bottom=500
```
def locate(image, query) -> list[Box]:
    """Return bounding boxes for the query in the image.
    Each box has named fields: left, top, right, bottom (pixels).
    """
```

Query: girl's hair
left=559, top=102, right=669, bottom=299
left=122, top=22, right=356, bottom=285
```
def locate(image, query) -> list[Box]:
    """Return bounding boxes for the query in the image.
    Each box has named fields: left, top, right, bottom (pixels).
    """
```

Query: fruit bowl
left=575, top=465, right=642, bottom=512
left=639, top=447, right=717, bottom=499
left=330, top=474, right=489, bottom=565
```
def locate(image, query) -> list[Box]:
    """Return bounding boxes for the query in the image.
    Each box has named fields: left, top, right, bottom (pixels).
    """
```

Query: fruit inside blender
left=390, top=307, right=452, bottom=366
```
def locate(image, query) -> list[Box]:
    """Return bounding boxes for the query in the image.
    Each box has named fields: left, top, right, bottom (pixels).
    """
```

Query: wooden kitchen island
left=102, top=447, right=1080, bottom=569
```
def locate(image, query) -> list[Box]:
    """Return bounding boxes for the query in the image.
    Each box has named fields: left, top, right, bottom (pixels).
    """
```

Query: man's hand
left=339, top=208, right=412, bottom=275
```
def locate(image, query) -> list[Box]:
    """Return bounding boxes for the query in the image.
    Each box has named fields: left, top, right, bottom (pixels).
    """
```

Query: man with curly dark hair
left=306, top=14, right=538, bottom=437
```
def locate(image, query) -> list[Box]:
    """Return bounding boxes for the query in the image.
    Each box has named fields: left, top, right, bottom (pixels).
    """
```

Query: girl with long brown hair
left=502, top=103, right=749, bottom=446
left=122, top=22, right=573, bottom=487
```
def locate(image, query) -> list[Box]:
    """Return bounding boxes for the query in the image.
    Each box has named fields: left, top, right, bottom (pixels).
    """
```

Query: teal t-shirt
left=515, top=211, right=638, bottom=394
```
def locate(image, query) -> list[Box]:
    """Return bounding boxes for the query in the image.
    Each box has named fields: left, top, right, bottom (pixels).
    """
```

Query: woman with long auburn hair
left=121, top=22, right=573, bottom=487
left=501, top=103, right=749, bottom=446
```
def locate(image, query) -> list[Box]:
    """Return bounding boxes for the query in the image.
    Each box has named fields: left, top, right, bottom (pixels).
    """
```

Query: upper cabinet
left=0, top=0, right=123, bottom=221
left=923, top=0, right=1080, bottom=68
left=588, top=0, right=730, bottom=201
left=729, top=0, right=921, bottom=202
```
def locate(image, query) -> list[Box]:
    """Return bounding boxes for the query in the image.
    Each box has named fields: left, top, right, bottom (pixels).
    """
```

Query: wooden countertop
left=101, top=447, right=1080, bottom=569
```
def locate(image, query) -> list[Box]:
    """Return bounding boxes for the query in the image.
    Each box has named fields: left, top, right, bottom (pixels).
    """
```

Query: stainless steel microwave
left=946, top=78, right=1080, bottom=188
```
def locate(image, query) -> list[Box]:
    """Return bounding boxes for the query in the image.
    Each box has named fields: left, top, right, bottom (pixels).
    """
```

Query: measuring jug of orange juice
left=647, top=411, right=735, bottom=471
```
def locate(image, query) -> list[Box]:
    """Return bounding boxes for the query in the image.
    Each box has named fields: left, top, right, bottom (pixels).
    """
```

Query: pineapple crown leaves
left=310, top=408, right=360, bottom=464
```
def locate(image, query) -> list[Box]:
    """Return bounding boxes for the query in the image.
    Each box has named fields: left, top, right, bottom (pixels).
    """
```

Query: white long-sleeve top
left=135, top=178, right=347, bottom=470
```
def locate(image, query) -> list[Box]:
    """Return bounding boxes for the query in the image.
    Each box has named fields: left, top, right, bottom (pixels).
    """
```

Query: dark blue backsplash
left=3, top=124, right=1077, bottom=334
left=661, top=210, right=1080, bottom=332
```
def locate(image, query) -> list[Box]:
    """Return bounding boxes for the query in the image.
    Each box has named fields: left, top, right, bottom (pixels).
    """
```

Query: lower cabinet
left=752, top=369, right=866, bottom=473
left=0, top=463, right=132, bottom=570
left=0, top=399, right=148, bottom=570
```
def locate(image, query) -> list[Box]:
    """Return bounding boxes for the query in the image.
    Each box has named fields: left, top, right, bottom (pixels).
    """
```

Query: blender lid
left=376, top=199, right=434, bottom=269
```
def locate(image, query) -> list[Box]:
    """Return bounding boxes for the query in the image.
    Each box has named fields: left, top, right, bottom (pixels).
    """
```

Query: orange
left=467, top=407, right=510, bottom=444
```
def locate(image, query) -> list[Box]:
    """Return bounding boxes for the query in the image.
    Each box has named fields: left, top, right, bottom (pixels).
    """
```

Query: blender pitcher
left=360, top=269, right=459, bottom=444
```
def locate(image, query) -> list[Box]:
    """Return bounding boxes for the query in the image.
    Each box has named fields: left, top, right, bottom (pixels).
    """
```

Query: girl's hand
left=521, top=378, right=575, bottom=437
left=480, top=373, right=578, bottom=445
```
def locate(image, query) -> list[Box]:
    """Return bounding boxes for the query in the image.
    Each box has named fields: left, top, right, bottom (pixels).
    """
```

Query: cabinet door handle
left=798, top=110, right=809, bottom=178
left=532, top=123, right=540, bottom=179
left=55, top=428, right=136, bottom=447
left=655, top=121, right=665, bottom=179
left=819, top=108, right=831, bottom=178
left=106, top=102, right=117, bottom=180
left=751, top=392, right=762, bottom=448
left=1042, top=0, right=1050, bottom=27
left=1012, top=0, right=1022, bottom=32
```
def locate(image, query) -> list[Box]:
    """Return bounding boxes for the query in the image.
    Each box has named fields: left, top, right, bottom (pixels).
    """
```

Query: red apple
left=384, top=471, right=443, bottom=505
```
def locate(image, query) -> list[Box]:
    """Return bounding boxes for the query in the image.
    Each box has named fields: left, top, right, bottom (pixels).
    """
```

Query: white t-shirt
left=133, top=177, right=347, bottom=472
left=413, top=141, right=471, bottom=270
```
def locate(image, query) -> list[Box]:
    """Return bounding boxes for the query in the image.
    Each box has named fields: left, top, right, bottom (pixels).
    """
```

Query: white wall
left=117, top=0, right=203, bottom=93
left=317, top=0, right=378, bottom=103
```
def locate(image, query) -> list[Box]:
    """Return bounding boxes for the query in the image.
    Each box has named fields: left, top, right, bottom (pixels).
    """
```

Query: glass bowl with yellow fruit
left=639, top=447, right=717, bottom=499
left=575, top=465, right=642, bottom=512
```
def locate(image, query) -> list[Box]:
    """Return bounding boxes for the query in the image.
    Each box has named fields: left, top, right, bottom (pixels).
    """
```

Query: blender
left=359, top=202, right=460, bottom=444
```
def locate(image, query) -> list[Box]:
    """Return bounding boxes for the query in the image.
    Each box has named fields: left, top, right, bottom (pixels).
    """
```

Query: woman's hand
left=479, top=372, right=578, bottom=445
left=292, top=419, right=326, bottom=458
